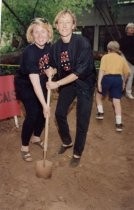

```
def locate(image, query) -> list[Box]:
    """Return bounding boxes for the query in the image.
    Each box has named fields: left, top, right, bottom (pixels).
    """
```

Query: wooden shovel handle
left=43, top=76, right=51, bottom=154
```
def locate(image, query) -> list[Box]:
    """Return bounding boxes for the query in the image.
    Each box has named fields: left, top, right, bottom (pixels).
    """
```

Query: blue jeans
left=55, top=83, right=94, bottom=156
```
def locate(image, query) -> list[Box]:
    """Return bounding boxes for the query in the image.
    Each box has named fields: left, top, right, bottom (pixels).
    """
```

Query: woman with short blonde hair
left=46, top=9, right=96, bottom=167
left=15, top=17, right=54, bottom=162
left=26, top=18, right=53, bottom=43
left=53, top=9, right=77, bottom=30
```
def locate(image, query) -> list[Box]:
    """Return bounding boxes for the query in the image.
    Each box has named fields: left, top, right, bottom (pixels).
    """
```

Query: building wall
left=78, top=4, right=134, bottom=25
left=77, top=4, right=134, bottom=52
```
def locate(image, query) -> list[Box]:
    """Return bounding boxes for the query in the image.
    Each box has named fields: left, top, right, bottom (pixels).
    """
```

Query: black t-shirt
left=17, top=43, right=51, bottom=90
left=119, top=35, right=134, bottom=65
left=51, top=34, right=96, bottom=89
left=59, top=42, right=72, bottom=78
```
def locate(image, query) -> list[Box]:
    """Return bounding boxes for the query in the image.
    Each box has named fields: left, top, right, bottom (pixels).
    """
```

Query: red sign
left=0, top=75, right=21, bottom=120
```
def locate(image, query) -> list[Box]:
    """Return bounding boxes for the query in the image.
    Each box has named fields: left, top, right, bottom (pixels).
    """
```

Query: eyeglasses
left=31, top=18, right=48, bottom=24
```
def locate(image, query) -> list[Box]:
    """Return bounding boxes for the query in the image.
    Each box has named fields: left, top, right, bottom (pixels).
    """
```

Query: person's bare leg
left=113, top=98, right=123, bottom=131
left=96, top=91, right=104, bottom=119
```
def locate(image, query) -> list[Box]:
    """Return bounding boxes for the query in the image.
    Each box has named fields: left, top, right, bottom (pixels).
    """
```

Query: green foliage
left=2, top=0, right=93, bottom=46
left=95, top=60, right=100, bottom=70
left=0, top=64, right=19, bottom=75
left=0, top=44, right=16, bottom=54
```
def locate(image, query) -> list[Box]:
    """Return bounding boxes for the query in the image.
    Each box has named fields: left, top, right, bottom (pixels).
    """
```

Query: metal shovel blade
left=35, top=159, right=53, bottom=179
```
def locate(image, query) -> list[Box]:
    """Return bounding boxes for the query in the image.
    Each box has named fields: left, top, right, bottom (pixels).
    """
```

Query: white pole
left=14, top=115, right=19, bottom=128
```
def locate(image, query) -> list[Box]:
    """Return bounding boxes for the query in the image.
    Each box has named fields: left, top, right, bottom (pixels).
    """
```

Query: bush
left=0, top=64, right=19, bottom=75
left=0, top=45, right=16, bottom=54
left=95, top=60, right=100, bottom=71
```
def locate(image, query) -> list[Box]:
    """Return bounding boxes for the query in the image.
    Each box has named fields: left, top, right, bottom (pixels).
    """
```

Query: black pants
left=55, top=83, right=94, bottom=156
left=15, top=77, right=46, bottom=146
left=21, top=97, right=45, bottom=146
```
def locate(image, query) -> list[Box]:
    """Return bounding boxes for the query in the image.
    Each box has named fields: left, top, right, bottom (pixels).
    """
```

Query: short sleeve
left=20, top=45, right=40, bottom=75
left=23, top=48, right=39, bottom=74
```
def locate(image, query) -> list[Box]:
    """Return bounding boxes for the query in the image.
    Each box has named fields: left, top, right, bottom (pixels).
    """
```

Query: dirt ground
left=0, top=91, right=134, bottom=210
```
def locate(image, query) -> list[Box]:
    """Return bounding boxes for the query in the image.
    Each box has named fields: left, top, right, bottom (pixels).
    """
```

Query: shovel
left=35, top=76, right=53, bottom=179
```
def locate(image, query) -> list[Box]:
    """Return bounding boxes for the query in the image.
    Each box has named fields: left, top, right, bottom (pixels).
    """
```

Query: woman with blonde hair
left=15, top=18, right=54, bottom=161
left=46, top=9, right=96, bottom=167
left=96, top=41, right=130, bottom=131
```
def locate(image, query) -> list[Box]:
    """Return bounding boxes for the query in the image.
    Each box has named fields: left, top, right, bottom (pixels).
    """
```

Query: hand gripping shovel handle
left=43, top=76, right=51, bottom=161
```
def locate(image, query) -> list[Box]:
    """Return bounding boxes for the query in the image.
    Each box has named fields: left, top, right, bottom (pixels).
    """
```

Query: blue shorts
left=101, top=74, right=123, bottom=99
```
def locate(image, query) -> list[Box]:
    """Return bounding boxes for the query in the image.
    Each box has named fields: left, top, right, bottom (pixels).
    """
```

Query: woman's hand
left=45, top=67, right=57, bottom=78
left=43, top=105, right=50, bottom=118
left=46, top=81, right=58, bottom=90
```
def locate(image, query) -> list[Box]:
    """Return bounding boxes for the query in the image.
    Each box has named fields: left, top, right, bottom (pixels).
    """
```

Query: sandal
left=31, top=141, right=44, bottom=149
left=21, top=151, right=32, bottom=162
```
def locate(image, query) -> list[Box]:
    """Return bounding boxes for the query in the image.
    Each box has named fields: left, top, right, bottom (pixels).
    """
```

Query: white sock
left=73, top=154, right=81, bottom=158
left=115, top=115, right=122, bottom=124
left=97, top=105, right=104, bottom=113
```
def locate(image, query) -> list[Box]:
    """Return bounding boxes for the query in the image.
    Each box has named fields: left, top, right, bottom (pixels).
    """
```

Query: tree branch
left=2, top=0, right=26, bottom=31
left=95, top=4, right=115, bottom=40
left=33, top=0, right=40, bottom=18
left=106, top=0, right=121, bottom=39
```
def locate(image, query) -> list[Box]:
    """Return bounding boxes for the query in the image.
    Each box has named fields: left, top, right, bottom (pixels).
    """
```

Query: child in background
left=96, top=41, right=130, bottom=132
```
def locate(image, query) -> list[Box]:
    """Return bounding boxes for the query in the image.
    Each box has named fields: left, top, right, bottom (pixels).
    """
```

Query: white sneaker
left=126, top=93, right=134, bottom=99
